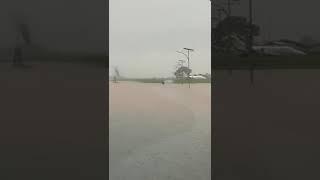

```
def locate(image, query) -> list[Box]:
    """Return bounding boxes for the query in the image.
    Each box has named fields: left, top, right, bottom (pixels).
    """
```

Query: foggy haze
left=110, top=0, right=211, bottom=78
left=0, top=0, right=106, bottom=54
left=229, top=0, right=320, bottom=42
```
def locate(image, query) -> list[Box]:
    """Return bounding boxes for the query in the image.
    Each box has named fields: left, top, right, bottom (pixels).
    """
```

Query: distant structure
left=176, top=48, right=194, bottom=88
left=113, top=67, right=120, bottom=83
left=190, top=73, right=211, bottom=80
left=12, top=15, right=32, bottom=67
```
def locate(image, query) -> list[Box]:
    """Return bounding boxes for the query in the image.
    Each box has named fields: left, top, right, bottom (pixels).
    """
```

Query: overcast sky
left=230, top=0, right=320, bottom=42
left=110, top=0, right=211, bottom=78
left=1, top=0, right=320, bottom=73
left=0, top=0, right=106, bottom=53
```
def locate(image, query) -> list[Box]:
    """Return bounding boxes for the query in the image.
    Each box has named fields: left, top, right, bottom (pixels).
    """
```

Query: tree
left=212, top=0, right=241, bottom=27
left=174, top=66, right=192, bottom=79
left=213, top=16, right=260, bottom=53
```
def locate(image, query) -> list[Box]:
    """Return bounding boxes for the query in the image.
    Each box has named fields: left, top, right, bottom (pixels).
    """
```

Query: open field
left=0, top=62, right=106, bottom=180
left=110, top=82, right=211, bottom=180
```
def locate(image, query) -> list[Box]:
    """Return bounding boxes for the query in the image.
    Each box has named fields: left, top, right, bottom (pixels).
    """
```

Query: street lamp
left=176, top=48, right=194, bottom=88
left=183, top=48, right=194, bottom=72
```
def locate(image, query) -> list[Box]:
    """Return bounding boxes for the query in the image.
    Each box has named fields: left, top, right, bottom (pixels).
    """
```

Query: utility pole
left=227, top=0, right=231, bottom=16
left=248, top=0, right=253, bottom=53
left=268, top=15, right=272, bottom=41
left=248, top=0, right=255, bottom=85
left=176, top=48, right=194, bottom=88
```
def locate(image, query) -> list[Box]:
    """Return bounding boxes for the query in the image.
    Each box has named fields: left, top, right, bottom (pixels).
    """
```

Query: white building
left=253, top=46, right=306, bottom=56
left=190, top=74, right=207, bottom=79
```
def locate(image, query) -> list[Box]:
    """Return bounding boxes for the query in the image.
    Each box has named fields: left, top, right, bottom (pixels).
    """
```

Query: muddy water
left=0, top=63, right=106, bottom=180
left=214, top=69, right=320, bottom=180
left=109, top=82, right=211, bottom=180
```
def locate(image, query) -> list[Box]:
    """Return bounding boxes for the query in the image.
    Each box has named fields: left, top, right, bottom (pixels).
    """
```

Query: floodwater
left=0, top=63, right=106, bottom=179
left=109, top=81, right=211, bottom=180
left=214, top=69, right=320, bottom=180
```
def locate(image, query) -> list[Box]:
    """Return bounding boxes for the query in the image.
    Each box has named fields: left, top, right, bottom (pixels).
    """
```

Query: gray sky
left=110, top=0, right=211, bottom=78
left=0, top=0, right=106, bottom=53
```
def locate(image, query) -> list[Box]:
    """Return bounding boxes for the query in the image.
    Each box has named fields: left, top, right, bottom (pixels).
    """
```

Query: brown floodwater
left=109, top=81, right=211, bottom=180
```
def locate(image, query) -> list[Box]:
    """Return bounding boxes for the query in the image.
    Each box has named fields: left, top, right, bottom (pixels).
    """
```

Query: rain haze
left=213, top=1, right=320, bottom=180
left=228, top=0, right=320, bottom=42
left=110, top=2, right=211, bottom=180
left=0, top=0, right=106, bottom=54
left=0, top=0, right=107, bottom=179
left=110, top=0, right=211, bottom=78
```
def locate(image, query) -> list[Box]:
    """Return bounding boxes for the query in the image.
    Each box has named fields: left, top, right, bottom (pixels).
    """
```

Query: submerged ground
left=0, top=62, right=106, bottom=180
left=109, top=81, right=211, bottom=180
left=214, top=69, right=320, bottom=180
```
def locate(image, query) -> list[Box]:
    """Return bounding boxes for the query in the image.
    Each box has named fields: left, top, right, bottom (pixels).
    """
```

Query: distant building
left=253, top=45, right=306, bottom=56
left=190, top=74, right=208, bottom=79
left=264, top=39, right=307, bottom=52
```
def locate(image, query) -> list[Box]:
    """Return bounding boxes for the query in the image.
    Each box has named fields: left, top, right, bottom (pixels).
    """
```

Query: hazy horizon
left=110, top=0, right=211, bottom=78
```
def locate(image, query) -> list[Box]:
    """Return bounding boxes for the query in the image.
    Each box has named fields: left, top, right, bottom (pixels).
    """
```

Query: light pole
left=248, top=0, right=254, bottom=85
left=248, top=0, right=253, bottom=53
left=176, top=48, right=194, bottom=88
left=227, top=0, right=231, bottom=16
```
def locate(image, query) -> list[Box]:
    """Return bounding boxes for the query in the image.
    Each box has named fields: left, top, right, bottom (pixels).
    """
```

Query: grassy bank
left=120, top=78, right=211, bottom=84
